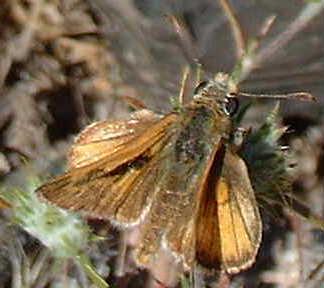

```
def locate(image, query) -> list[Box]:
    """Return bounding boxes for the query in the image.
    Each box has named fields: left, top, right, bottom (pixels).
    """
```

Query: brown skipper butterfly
left=37, top=72, right=314, bottom=274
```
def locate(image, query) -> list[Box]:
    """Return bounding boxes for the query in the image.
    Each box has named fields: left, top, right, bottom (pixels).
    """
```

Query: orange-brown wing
left=37, top=111, right=178, bottom=225
left=161, top=139, right=224, bottom=270
left=68, top=109, right=161, bottom=169
left=196, top=148, right=262, bottom=274
left=134, top=130, right=225, bottom=267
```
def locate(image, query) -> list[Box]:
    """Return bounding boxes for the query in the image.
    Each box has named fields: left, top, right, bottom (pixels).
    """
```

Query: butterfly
left=37, top=72, right=263, bottom=274
left=37, top=72, right=313, bottom=274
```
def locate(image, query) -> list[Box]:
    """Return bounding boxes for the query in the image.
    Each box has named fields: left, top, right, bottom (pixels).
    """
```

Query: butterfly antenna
left=238, top=91, right=316, bottom=102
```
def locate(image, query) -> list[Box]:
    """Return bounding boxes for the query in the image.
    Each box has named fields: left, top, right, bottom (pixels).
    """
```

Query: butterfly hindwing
left=217, top=150, right=262, bottom=273
left=196, top=148, right=262, bottom=273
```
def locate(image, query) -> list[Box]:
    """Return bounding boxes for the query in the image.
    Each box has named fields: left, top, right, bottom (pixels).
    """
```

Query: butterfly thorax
left=170, top=75, right=236, bottom=193
left=174, top=103, right=232, bottom=165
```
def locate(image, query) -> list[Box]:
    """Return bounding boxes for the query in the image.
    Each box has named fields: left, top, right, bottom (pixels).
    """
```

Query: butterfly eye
left=223, top=96, right=239, bottom=116
left=194, top=81, right=209, bottom=95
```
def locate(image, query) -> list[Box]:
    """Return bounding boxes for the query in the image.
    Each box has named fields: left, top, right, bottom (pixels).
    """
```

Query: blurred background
left=0, top=0, right=323, bottom=287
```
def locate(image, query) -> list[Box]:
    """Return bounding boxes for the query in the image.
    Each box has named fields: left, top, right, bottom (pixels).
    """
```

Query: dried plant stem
left=115, top=231, right=127, bottom=277
left=307, top=259, right=324, bottom=281
left=218, top=0, right=246, bottom=59
left=240, top=1, right=324, bottom=81
left=168, top=15, right=200, bottom=63
left=8, top=237, right=25, bottom=288
left=287, top=213, right=304, bottom=283
left=179, top=65, right=190, bottom=105
left=30, top=248, right=51, bottom=284
left=77, top=254, right=109, bottom=288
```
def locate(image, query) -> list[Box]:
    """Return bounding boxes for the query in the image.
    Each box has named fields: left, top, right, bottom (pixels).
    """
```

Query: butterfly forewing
left=38, top=111, right=178, bottom=223
left=68, top=109, right=161, bottom=169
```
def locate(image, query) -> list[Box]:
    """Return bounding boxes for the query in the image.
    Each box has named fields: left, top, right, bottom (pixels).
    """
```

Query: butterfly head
left=193, top=73, right=239, bottom=117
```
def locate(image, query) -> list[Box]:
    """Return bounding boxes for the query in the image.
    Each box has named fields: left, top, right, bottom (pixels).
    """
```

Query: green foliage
left=170, top=95, right=184, bottom=112
left=239, top=103, right=293, bottom=209
left=239, top=104, right=324, bottom=229
left=180, top=275, right=191, bottom=288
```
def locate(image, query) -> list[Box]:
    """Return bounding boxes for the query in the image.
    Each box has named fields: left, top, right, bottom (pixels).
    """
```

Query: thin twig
left=240, top=1, right=324, bottom=81
left=230, top=15, right=276, bottom=85
left=179, top=65, right=190, bottom=105
left=249, top=15, right=277, bottom=55
left=218, top=0, right=246, bottom=59
left=8, top=236, right=24, bottom=288
left=307, top=259, right=324, bottom=281
left=114, top=231, right=127, bottom=277
left=287, top=213, right=304, bottom=283
left=167, top=15, right=200, bottom=63
left=30, top=248, right=51, bottom=284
